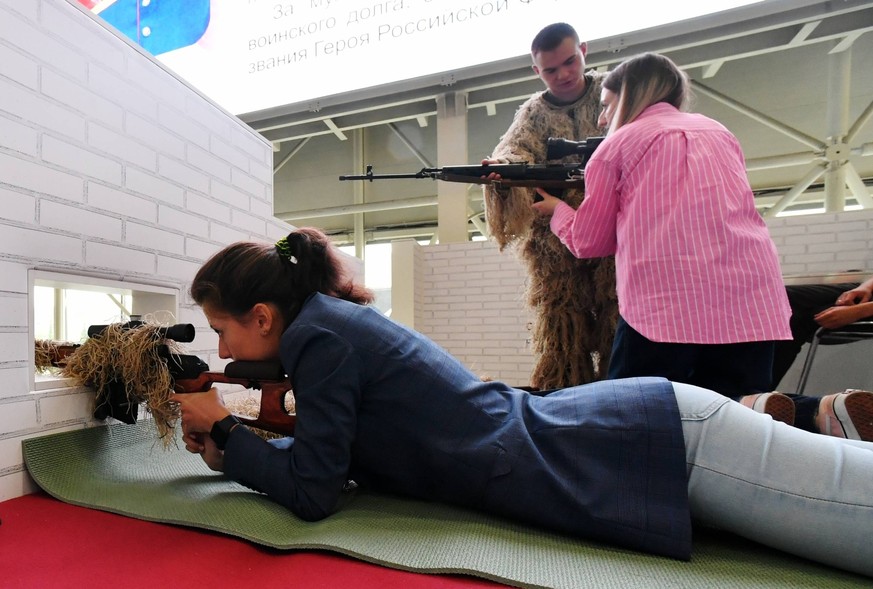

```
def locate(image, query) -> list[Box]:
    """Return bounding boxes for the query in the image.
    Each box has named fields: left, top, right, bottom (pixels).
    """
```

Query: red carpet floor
left=0, top=492, right=509, bottom=588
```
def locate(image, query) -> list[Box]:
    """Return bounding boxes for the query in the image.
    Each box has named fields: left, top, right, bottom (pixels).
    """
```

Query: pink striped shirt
left=550, top=103, right=791, bottom=344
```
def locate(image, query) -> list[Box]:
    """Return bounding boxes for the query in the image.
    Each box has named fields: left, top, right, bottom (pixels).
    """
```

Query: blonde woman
left=533, top=53, right=792, bottom=406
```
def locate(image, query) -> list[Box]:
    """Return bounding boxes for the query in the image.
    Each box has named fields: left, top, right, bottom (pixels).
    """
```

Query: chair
left=796, top=321, right=873, bottom=394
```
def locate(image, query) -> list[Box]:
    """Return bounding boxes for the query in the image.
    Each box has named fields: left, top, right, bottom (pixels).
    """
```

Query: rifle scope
left=546, top=136, right=605, bottom=161
left=87, top=321, right=196, bottom=342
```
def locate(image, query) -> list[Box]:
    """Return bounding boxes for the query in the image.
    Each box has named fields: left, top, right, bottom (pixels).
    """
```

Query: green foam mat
left=22, top=422, right=870, bottom=589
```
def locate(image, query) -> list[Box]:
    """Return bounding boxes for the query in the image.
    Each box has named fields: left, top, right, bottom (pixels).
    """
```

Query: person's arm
left=535, top=157, right=620, bottom=259
left=814, top=301, right=873, bottom=329
left=815, top=275, right=873, bottom=328
left=221, top=325, right=362, bottom=521
left=835, top=276, right=873, bottom=306
left=171, top=387, right=232, bottom=472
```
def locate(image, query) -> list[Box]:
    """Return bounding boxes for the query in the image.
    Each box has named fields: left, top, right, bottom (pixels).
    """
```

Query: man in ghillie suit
left=483, top=23, right=617, bottom=390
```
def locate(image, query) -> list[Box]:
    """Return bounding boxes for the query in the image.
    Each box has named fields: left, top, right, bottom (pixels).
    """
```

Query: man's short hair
left=531, top=23, right=579, bottom=55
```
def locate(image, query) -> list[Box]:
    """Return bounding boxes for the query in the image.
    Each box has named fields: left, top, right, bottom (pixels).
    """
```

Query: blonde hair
left=603, top=52, right=689, bottom=133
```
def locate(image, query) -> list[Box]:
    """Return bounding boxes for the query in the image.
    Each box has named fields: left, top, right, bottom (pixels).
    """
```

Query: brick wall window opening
left=30, top=270, right=178, bottom=391
left=33, top=285, right=132, bottom=343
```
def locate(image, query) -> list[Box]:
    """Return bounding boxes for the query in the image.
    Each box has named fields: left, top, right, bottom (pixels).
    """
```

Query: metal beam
left=388, top=123, right=433, bottom=168
left=746, top=152, right=821, bottom=171
left=323, top=118, right=348, bottom=141
left=847, top=98, right=873, bottom=144
left=273, top=137, right=310, bottom=173
left=275, top=196, right=438, bottom=221
left=845, top=165, right=873, bottom=207
left=691, top=80, right=826, bottom=150
left=762, top=164, right=827, bottom=217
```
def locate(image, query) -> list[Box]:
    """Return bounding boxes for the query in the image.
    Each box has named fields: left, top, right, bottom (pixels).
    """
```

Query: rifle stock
left=173, top=360, right=295, bottom=436
left=36, top=342, right=80, bottom=368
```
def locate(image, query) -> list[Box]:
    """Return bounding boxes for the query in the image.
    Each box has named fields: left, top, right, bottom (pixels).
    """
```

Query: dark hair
left=190, top=227, right=374, bottom=327
left=531, top=22, right=579, bottom=55
left=602, top=52, right=689, bottom=132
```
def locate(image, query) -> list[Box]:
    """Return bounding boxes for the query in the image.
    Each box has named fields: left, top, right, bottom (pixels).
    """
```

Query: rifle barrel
left=339, top=164, right=584, bottom=186
left=339, top=168, right=435, bottom=181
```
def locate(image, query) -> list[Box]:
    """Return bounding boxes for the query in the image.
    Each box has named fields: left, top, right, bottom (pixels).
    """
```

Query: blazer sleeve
left=223, top=324, right=362, bottom=521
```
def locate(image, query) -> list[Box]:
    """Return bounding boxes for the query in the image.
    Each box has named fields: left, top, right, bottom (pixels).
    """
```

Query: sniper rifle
left=338, top=136, right=604, bottom=190
left=41, top=320, right=295, bottom=436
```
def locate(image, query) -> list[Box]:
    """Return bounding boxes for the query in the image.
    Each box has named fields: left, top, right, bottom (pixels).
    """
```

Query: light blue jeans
left=673, top=382, right=873, bottom=577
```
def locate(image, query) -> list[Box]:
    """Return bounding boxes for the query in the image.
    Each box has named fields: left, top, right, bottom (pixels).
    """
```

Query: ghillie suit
left=484, top=73, right=618, bottom=390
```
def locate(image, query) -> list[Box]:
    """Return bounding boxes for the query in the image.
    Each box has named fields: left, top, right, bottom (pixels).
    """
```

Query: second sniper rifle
left=338, top=136, right=604, bottom=190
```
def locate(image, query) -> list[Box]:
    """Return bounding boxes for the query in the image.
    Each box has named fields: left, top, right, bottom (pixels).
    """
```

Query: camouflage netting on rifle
left=485, top=185, right=618, bottom=391
left=58, top=322, right=185, bottom=446
left=223, top=395, right=291, bottom=442
left=34, top=339, right=75, bottom=374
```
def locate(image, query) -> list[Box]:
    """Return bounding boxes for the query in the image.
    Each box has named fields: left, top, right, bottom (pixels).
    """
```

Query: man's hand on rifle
left=480, top=157, right=503, bottom=182
left=531, top=187, right=564, bottom=216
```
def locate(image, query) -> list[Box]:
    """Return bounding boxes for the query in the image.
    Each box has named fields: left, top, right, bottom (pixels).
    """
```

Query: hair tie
left=275, top=237, right=298, bottom=265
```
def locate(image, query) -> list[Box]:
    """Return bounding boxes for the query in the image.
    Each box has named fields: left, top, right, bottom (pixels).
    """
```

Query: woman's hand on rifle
left=170, top=387, right=231, bottom=471
left=531, top=187, right=564, bottom=216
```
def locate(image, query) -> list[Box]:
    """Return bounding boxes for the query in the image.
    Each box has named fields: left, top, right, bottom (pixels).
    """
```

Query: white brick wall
left=767, top=209, right=873, bottom=276
left=416, top=241, right=535, bottom=387
left=0, top=0, right=289, bottom=501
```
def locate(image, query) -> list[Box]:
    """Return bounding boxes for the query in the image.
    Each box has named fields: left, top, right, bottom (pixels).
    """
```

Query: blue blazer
left=224, top=293, right=691, bottom=560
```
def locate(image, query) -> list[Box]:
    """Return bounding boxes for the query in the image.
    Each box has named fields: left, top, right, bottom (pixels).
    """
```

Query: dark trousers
left=771, top=282, right=861, bottom=388
left=607, top=316, right=775, bottom=400
left=768, top=282, right=861, bottom=432
left=607, top=317, right=826, bottom=433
